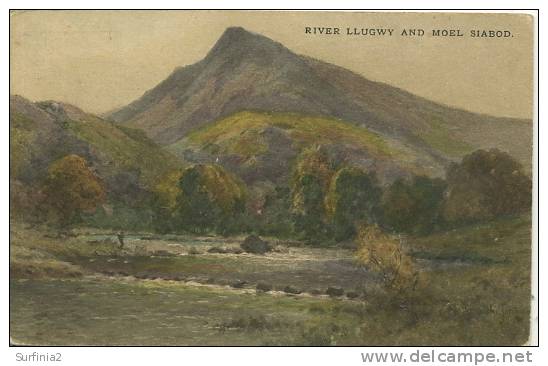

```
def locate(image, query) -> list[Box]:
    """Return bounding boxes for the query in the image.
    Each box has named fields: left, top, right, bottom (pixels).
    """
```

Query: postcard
left=9, top=10, right=536, bottom=346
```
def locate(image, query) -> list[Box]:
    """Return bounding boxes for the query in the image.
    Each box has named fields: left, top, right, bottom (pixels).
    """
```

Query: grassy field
left=10, top=215, right=532, bottom=346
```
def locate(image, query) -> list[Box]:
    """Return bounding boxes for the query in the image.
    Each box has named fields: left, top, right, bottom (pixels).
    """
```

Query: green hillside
left=188, top=111, right=392, bottom=157
left=169, top=111, right=447, bottom=182
left=10, top=95, right=184, bottom=190
left=62, top=109, right=183, bottom=187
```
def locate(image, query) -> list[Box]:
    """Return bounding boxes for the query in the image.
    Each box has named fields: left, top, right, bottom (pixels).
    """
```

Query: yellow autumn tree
left=355, top=224, right=419, bottom=293
left=42, top=155, right=106, bottom=228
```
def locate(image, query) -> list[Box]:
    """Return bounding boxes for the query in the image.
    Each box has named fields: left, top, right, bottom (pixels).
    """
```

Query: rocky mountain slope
left=108, top=27, right=532, bottom=174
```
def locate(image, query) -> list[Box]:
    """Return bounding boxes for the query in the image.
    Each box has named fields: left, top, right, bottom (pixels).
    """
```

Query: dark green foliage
left=176, top=168, right=222, bottom=233
left=326, top=167, right=382, bottom=241
left=174, top=164, right=246, bottom=234
left=443, top=149, right=531, bottom=223
left=82, top=204, right=156, bottom=232
left=150, top=207, right=178, bottom=234
left=381, top=175, right=446, bottom=235
left=256, top=186, right=294, bottom=237
left=293, top=174, right=331, bottom=243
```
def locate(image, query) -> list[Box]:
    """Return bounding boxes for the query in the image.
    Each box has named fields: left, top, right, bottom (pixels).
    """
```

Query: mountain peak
left=206, top=27, right=288, bottom=61
left=222, top=26, right=255, bottom=38
left=217, top=26, right=262, bottom=44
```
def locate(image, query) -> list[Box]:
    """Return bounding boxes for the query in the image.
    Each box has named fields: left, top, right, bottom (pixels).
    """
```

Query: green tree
left=325, top=167, right=381, bottom=241
left=291, top=146, right=334, bottom=242
left=42, top=154, right=106, bottom=229
left=381, top=175, right=446, bottom=235
left=175, top=164, right=246, bottom=234
left=443, top=149, right=531, bottom=223
left=257, top=186, right=294, bottom=237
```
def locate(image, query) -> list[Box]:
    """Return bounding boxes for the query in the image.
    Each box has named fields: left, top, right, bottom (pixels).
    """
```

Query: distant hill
left=108, top=27, right=532, bottom=173
left=170, top=111, right=446, bottom=185
left=10, top=95, right=184, bottom=195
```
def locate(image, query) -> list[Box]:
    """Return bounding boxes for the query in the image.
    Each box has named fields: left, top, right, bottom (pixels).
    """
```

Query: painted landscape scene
left=9, top=12, right=534, bottom=346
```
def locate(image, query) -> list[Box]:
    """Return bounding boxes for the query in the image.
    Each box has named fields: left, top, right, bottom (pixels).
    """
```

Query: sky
left=10, top=11, right=534, bottom=119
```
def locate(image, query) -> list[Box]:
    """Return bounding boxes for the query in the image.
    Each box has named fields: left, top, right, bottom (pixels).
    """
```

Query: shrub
left=355, top=224, right=419, bottom=293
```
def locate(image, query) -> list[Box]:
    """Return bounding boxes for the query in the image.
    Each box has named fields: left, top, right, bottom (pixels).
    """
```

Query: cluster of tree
left=288, top=147, right=531, bottom=243
left=29, top=148, right=531, bottom=242
left=443, top=149, right=532, bottom=223
left=289, top=147, right=382, bottom=243
left=152, top=164, right=247, bottom=235
left=381, top=176, right=446, bottom=235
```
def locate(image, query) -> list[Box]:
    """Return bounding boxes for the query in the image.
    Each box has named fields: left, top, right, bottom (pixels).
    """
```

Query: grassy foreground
left=10, top=215, right=532, bottom=345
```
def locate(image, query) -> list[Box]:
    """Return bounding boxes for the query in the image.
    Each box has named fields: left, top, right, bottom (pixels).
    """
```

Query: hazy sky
left=10, top=11, right=534, bottom=118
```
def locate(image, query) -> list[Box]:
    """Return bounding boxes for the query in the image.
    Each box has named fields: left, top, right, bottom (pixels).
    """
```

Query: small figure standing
left=117, top=231, right=125, bottom=249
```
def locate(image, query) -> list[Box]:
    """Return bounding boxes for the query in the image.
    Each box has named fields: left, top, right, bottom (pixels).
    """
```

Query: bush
left=355, top=225, right=419, bottom=293
left=240, top=235, right=272, bottom=254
